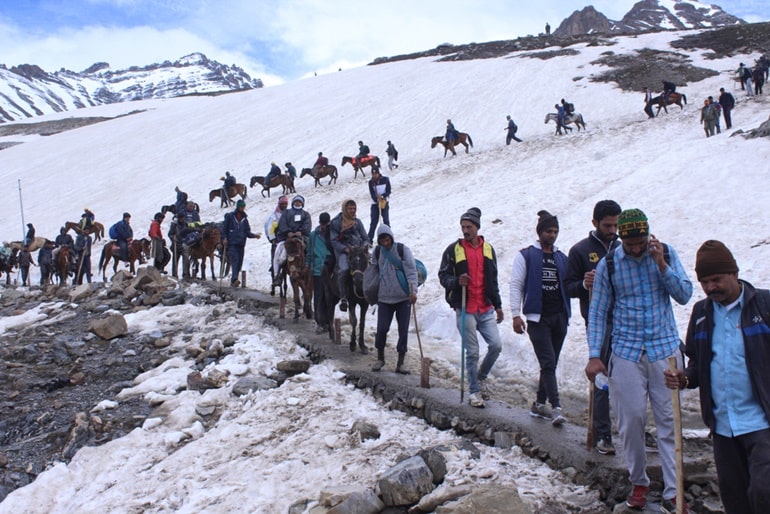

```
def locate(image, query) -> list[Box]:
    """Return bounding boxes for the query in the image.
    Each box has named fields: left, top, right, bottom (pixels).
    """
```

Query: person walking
left=664, top=240, right=770, bottom=514
left=148, top=212, right=167, bottom=273
left=700, top=98, right=718, bottom=137
left=555, top=104, right=567, bottom=135
left=510, top=210, right=571, bottom=426
left=38, top=240, right=54, bottom=286
left=73, top=232, right=92, bottom=284
left=643, top=87, right=655, bottom=119
left=329, top=199, right=370, bottom=312
left=505, top=115, right=522, bottom=144
left=367, top=167, right=391, bottom=243
left=371, top=224, right=418, bottom=374
left=272, top=195, right=311, bottom=285
left=385, top=141, right=399, bottom=170
left=438, top=207, right=504, bottom=408
left=308, top=212, right=332, bottom=333
left=222, top=200, right=261, bottom=287
left=585, top=208, right=693, bottom=511
left=719, top=87, right=735, bottom=129
left=18, top=244, right=34, bottom=286
left=565, top=200, right=622, bottom=453
left=709, top=96, right=722, bottom=134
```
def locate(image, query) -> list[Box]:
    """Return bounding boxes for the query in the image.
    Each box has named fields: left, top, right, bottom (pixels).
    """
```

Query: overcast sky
left=1, top=0, right=768, bottom=84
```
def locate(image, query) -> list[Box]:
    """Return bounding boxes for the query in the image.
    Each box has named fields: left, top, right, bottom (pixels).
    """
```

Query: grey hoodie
left=374, top=225, right=418, bottom=304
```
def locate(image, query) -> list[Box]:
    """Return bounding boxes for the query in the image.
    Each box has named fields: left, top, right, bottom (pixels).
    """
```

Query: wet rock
left=186, top=369, right=229, bottom=392
left=411, top=485, right=471, bottom=513
left=378, top=455, right=435, bottom=507
left=231, top=376, right=278, bottom=396
left=276, top=359, right=311, bottom=375
left=434, top=485, right=528, bottom=514
left=88, top=312, right=128, bottom=340
left=325, top=489, right=383, bottom=514
left=349, top=420, right=380, bottom=441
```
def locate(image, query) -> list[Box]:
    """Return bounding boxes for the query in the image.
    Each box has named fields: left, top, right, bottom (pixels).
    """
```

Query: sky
left=0, top=25, right=769, bottom=511
left=0, top=0, right=768, bottom=85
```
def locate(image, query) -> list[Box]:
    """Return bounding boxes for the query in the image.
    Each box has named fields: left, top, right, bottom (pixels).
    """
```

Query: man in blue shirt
left=585, top=208, right=693, bottom=511
left=665, top=240, right=770, bottom=514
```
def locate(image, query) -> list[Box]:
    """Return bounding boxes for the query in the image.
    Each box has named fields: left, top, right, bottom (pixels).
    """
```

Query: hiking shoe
left=231, top=279, right=240, bottom=287
left=645, top=431, right=658, bottom=452
left=551, top=407, right=567, bottom=427
left=530, top=402, right=551, bottom=420
left=468, top=393, right=485, bottom=408
left=660, top=497, right=690, bottom=514
left=596, top=437, right=616, bottom=456
left=479, top=379, right=491, bottom=400
left=339, top=298, right=348, bottom=312
left=626, top=485, right=649, bottom=509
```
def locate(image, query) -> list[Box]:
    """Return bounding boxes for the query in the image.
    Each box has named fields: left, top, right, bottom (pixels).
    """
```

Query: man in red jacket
left=148, top=212, right=167, bottom=273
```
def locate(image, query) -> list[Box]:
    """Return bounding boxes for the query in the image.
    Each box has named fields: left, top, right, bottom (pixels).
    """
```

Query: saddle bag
left=183, top=231, right=202, bottom=247
left=363, top=264, right=380, bottom=305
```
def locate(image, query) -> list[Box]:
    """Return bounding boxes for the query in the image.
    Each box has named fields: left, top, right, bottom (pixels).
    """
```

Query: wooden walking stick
left=411, top=285, right=430, bottom=388
left=460, top=285, right=467, bottom=403
left=587, top=381, right=595, bottom=451
left=668, top=356, right=685, bottom=514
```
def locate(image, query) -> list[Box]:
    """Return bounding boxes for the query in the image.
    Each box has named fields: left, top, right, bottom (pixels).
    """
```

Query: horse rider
left=266, top=162, right=282, bottom=184
left=330, top=198, right=370, bottom=312
left=24, top=223, right=35, bottom=247
left=561, top=98, right=575, bottom=116
left=80, top=208, right=95, bottom=232
left=555, top=104, right=567, bottom=135
left=643, top=87, right=655, bottom=119
left=181, top=201, right=203, bottom=251
left=52, top=226, right=75, bottom=262
left=174, top=186, right=189, bottom=215
left=272, top=195, right=312, bottom=286
left=445, top=119, right=458, bottom=145
left=662, top=80, right=676, bottom=103
left=113, top=212, right=133, bottom=262
left=285, top=162, right=297, bottom=180
left=356, top=141, right=370, bottom=166
left=314, top=152, right=329, bottom=170
left=221, top=171, right=237, bottom=201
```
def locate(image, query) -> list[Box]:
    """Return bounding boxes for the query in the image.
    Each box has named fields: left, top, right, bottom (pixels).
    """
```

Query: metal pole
left=18, top=179, right=26, bottom=240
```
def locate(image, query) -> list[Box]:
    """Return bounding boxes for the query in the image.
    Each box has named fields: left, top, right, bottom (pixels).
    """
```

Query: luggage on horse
left=183, top=231, right=202, bottom=248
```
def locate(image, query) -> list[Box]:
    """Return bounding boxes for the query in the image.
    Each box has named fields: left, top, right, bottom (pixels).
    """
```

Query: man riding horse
left=330, top=199, right=370, bottom=313
left=273, top=195, right=312, bottom=287
left=221, top=171, right=237, bottom=201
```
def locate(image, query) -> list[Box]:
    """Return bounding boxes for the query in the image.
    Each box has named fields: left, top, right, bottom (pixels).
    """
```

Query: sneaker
left=530, top=402, right=551, bottom=420
left=479, top=379, right=491, bottom=400
left=468, top=393, right=485, bottom=408
left=551, top=407, right=567, bottom=427
left=660, top=497, right=690, bottom=514
left=596, top=437, right=616, bottom=456
left=626, top=484, right=649, bottom=510
left=645, top=431, right=658, bottom=452
left=231, top=279, right=240, bottom=287
left=339, top=298, right=348, bottom=312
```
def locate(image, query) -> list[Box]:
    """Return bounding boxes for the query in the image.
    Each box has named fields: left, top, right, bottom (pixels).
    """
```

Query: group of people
left=699, top=88, right=736, bottom=137
left=737, top=59, right=767, bottom=97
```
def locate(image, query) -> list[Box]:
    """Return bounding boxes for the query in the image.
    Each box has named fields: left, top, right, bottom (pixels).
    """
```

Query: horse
left=64, top=221, right=105, bottom=241
left=55, top=245, right=73, bottom=285
left=186, top=224, right=222, bottom=280
left=430, top=132, right=474, bottom=157
left=341, top=155, right=381, bottom=179
left=250, top=175, right=296, bottom=198
left=209, top=184, right=248, bottom=208
left=98, top=238, right=151, bottom=281
left=544, top=112, right=587, bottom=133
left=300, top=165, right=338, bottom=187
left=161, top=202, right=200, bottom=216
left=345, top=246, right=371, bottom=354
left=276, top=235, right=313, bottom=320
left=647, top=92, right=687, bottom=115
left=11, top=237, right=46, bottom=252
left=0, top=247, right=19, bottom=285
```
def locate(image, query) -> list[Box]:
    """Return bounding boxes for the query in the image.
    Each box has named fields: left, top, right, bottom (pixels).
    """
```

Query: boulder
left=88, top=312, right=128, bottom=340
left=69, top=284, right=93, bottom=303
left=231, top=376, right=278, bottom=396
left=378, top=455, right=435, bottom=507
left=276, top=360, right=311, bottom=374
left=319, top=486, right=383, bottom=514
left=349, top=420, right=380, bottom=441
left=434, top=485, right=528, bottom=514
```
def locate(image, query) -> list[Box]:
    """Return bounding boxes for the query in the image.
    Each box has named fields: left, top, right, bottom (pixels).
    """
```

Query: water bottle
left=595, top=373, right=609, bottom=391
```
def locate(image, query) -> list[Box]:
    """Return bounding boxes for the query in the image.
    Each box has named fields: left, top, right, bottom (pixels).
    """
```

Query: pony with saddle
left=341, top=156, right=380, bottom=179
left=275, top=235, right=313, bottom=320
left=300, top=165, right=338, bottom=187
left=647, top=92, right=687, bottom=115
left=544, top=112, right=587, bottom=134
left=250, top=175, right=296, bottom=198
left=55, top=245, right=74, bottom=285
left=64, top=221, right=105, bottom=241
left=185, top=223, right=222, bottom=280
left=209, top=184, right=248, bottom=208
left=431, top=132, right=474, bottom=157
left=98, top=238, right=151, bottom=281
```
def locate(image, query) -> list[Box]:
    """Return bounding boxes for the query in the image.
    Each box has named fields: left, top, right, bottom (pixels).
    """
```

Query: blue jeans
left=455, top=308, right=502, bottom=394
left=228, top=244, right=244, bottom=283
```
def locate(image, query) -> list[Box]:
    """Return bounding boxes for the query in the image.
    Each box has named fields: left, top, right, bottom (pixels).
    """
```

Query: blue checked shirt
left=587, top=244, right=693, bottom=362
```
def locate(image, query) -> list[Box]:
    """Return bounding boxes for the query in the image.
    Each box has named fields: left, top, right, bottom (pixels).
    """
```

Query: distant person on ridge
left=505, top=115, right=522, bottom=144
left=545, top=22, right=551, bottom=36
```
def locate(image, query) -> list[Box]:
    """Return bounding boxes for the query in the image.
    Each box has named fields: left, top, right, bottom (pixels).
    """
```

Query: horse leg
left=292, top=281, right=301, bottom=321
left=348, top=307, right=357, bottom=352
left=358, top=304, right=368, bottom=354
left=463, top=141, right=469, bottom=154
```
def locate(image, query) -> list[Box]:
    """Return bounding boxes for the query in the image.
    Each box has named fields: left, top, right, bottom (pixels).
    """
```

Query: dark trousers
left=527, top=311, right=568, bottom=408
left=506, top=131, right=522, bottom=144
left=644, top=103, right=654, bottom=119
left=723, top=108, right=733, bottom=129
left=368, top=203, right=390, bottom=242
left=375, top=300, right=411, bottom=354
left=75, top=255, right=92, bottom=284
left=118, top=240, right=128, bottom=262
left=312, top=275, right=328, bottom=328
left=20, top=265, right=29, bottom=286
left=228, top=244, right=245, bottom=283
left=713, top=429, right=770, bottom=514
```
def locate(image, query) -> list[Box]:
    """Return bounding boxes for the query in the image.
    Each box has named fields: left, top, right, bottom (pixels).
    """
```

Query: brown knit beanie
left=536, top=210, right=558, bottom=235
left=695, top=240, right=738, bottom=280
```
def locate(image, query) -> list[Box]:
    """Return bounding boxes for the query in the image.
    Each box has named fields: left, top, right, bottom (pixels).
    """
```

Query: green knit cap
left=617, top=208, right=649, bottom=239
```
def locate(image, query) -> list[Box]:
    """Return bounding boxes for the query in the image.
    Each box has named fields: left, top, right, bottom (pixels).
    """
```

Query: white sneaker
left=551, top=407, right=567, bottom=427
left=468, top=393, right=485, bottom=408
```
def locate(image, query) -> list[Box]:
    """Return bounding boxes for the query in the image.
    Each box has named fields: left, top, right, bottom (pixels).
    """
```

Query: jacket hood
left=292, top=195, right=305, bottom=208
left=376, top=224, right=395, bottom=242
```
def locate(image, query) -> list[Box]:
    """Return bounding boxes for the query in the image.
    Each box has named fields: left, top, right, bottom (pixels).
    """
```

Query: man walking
left=585, top=208, right=693, bottom=511
left=664, top=241, right=770, bottom=514
left=367, top=167, right=391, bottom=243
left=565, top=200, right=622, bottom=452
left=510, top=210, right=571, bottom=426
left=222, top=200, right=261, bottom=287
left=438, top=207, right=504, bottom=408
left=719, top=87, right=735, bottom=129
left=308, top=212, right=332, bottom=333
left=385, top=141, right=399, bottom=170
left=505, top=115, right=523, bottom=144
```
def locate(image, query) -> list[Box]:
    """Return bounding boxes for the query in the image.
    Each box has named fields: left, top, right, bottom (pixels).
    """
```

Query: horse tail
left=98, top=245, right=108, bottom=274
left=467, top=134, right=474, bottom=148
left=681, top=93, right=687, bottom=105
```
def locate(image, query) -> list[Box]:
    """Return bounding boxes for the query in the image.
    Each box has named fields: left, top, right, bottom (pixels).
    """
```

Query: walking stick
left=218, top=240, right=227, bottom=293
left=411, top=285, right=430, bottom=388
left=587, top=381, right=595, bottom=451
left=460, top=285, right=467, bottom=403
left=668, top=356, right=685, bottom=514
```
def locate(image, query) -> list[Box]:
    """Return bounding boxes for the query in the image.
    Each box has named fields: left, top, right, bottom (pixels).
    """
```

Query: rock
left=349, top=420, right=380, bottom=441
left=62, top=412, right=94, bottom=460
left=417, top=448, right=447, bottom=484
left=69, top=283, right=93, bottom=302
left=69, top=372, right=86, bottom=386
left=153, top=337, right=171, bottom=348
left=187, top=369, right=229, bottom=392
left=231, top=376, right=278, bottom=396
left=378, top=455, right=435, bottom=507
left=88, top=312, right=128, bottom=340
left=493, top=431, right=514, bottom=449
left=412, top=484, right=472, bottom=513
left=434, top=484, right=528, bottom=514
left=276, top=360, right=311, bottom=374
left=319, top=486, right=383, bottom=514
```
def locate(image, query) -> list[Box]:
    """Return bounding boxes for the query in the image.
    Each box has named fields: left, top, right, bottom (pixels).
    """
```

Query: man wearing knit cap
left=585, top=208, right=693, bottom=511
left=439, top=207, right=504, bottom=408
left=272, top=195, right=311, bottom=286
left=511, top=210, right=571, bottom=426
left=664, top=241, right=770, bottom=514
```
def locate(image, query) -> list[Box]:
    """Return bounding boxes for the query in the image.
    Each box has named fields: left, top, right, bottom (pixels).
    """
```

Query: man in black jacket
left=565, top=199, right=621, bottom=454
left=718, top=87, right=735, bottom=129
left=664, top=241, right=770, bottom=514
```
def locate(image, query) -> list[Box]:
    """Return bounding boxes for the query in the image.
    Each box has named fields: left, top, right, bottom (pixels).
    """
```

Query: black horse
left=320, top=246, right=370, bottom=353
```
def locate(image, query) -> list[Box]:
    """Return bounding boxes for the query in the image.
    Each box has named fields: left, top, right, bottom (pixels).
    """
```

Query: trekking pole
left=218, top=241, right=227, bottom=293
left=668, top=356, right=685, bottom=514
left=460, top=285, right=467, bottom=403
left=411, top=285, right=430, bottom=388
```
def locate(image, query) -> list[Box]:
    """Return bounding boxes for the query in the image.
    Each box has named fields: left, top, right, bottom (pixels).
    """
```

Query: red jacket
left=149, top=220, right=163, bottom=240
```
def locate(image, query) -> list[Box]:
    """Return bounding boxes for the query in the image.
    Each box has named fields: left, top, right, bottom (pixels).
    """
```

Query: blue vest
left=521, top=245, right=571, bottom=318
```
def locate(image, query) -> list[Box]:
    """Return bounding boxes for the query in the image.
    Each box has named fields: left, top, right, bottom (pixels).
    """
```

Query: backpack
left=565, top=102, right=574, bottom=114
left=108, top=223, right=119, bottom=240
left=183, top=231, right=202, bottom=247
left=376, top=243, right=427, bottom=287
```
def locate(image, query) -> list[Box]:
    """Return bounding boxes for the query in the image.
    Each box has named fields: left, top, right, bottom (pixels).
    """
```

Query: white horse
left=544, top=112, right=587, bottom=134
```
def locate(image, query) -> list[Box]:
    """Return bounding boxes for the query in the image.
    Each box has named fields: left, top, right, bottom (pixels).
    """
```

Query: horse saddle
left=355, top=156, right=374, bottom=166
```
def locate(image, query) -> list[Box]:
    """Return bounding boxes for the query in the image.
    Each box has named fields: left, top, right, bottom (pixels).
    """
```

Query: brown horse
left=647, top=92, right=687, bottom=115
left=11, top=237, right=46, bottom=252
left=98, top=238, right=151, bottom=281
left=276, top=235, right=313, bottom=320
left=186, top=224, right=222, bottom=280
left=0, top=247, right=19, bottom=285
left=64, top=221, right=105, bottom=241
left=341, top=156, right=380, bottom=179
left=55, top=245, right=73, bottom=285
left=300, top=165, right=338, bottom=187
left=209, top=184, right=248, bottom=208
left=431, top=132, right=474, bottom=157
left=250, top=175, right=296, bottom=197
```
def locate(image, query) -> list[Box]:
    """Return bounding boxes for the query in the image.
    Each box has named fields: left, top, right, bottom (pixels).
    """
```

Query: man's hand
left=457, top=273, right=470, bottom=287
left=409, top=293, right=417, bottom=305
left=513, top=316, right=526, bottom=334
left=495, top=308, right=504, bottom=324
left=648, top=235, right=667, bottom=271
left=663, top=368, right=685, bottom=390
left=583, top=269, right=596, bottom=290
left=585, top=358, right=607, bottom=382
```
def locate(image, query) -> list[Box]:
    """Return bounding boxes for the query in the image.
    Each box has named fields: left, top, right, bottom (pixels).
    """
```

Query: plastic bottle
left=594, top=373, right=609, bottom=391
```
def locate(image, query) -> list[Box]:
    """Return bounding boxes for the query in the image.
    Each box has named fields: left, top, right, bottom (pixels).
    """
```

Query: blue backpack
left=108, top=223, right=119, bottom=240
